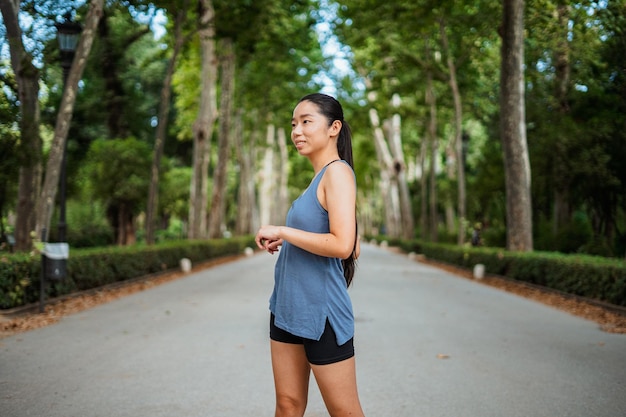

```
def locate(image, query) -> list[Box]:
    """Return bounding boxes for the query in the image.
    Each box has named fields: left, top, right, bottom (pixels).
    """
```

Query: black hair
left=298, top=93, right=357, bottom=287
left=298, top=93, right=354, bottom=169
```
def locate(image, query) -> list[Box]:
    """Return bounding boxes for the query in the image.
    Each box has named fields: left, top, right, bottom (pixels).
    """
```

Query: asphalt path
left=1, top=243, right=625, bottom=417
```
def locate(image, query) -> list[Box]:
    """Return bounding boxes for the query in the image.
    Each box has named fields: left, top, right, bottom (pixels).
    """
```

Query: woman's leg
left=311, top=357, right=365, bottom=417
left=271, top=340, right=311, bottom=417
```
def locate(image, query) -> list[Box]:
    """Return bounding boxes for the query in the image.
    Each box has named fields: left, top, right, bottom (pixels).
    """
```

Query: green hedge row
left=0, top=236, right=256, bottom=310
left=377, top=238, right=626, bottom=307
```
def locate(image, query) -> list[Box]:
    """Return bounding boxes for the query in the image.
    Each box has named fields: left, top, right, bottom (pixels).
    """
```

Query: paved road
left=1, top=244, right=625, bottom=417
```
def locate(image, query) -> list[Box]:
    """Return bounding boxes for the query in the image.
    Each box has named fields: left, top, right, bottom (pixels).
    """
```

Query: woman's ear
left=330, top=120, right=342, bottom=137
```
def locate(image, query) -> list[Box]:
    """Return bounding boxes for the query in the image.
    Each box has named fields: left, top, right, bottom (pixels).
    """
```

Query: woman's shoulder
left=323, top=160, right=355, bottom=187
left=325, top=159, right=354, bottom=175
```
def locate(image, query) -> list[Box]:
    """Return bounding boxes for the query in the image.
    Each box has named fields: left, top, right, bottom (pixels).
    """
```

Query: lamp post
left=55, top=17, right=82, bottom=242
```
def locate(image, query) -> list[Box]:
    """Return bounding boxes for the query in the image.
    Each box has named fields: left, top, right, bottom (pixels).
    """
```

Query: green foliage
left=0, top=252, right=38, bottom=309
left=173, top=0, right=324, bottom=143
left=83, top=137, right=152, bottom=211
left=523, top=0, right=626, bottom=253
left=2, top=0, right=625, bottom=260
left=374, top=237, right=626, bottom=307
left=0, top=236, right=255, bottom=310
left=535, top=211, right=593, bottom=254
left=159, top=165, right=191, bottom=221
left=335, top=0, right=506, bottom=236
left=235, top=0, right=325, bottom=115
left=40, top=195, right=115, bottom=246
left=0, top=57, right=20, bottom=232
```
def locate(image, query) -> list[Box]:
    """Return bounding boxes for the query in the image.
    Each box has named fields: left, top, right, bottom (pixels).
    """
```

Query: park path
left=1, top=243, right=625, bottom=416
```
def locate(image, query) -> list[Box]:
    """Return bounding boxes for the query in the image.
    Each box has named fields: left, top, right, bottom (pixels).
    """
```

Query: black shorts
left=270, top=314, right=355, bottom=366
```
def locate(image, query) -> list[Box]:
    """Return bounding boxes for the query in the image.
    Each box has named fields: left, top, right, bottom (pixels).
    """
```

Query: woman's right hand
left=255, top=226, right=283, bottom=254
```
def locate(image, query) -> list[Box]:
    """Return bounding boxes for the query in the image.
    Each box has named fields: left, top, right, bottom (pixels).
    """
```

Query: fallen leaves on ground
left=1, top=252, right=625, bottom=338
left=0, top=255, right=242, bottom=339
left=417, top=258, right=626, bottom=334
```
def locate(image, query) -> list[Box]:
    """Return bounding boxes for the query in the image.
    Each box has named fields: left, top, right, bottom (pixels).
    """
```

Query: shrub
left=0, top=236, right=255, bottom=310
left=367, top=236, right=626, bottom=307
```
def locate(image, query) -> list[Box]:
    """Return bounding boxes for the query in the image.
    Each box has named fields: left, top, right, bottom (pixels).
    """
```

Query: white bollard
left=244, top=247, right=254, bottom=257
left=473, top=264, right=485, bottom=279
left=180, top=258, right=192, bottom=273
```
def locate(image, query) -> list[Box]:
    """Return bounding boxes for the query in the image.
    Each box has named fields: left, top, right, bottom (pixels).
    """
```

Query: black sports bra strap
left=322, top=159, right=341, bottom=170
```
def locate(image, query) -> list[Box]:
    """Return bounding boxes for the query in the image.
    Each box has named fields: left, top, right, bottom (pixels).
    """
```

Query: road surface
left=1, top=243, right=625, bottom=416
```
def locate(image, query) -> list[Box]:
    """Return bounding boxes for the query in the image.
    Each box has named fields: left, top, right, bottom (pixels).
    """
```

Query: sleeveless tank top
left=269, top=160, right=355, bottom=345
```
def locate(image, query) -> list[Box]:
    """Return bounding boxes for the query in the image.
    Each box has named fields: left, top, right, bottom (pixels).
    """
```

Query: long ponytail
left=337, top=121, right=357, bottom=287
left=298, top=93, right=358, bottom=287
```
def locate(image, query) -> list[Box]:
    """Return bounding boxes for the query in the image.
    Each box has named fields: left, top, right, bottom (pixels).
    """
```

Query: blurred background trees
left=0, top=0, right=624, bottom=258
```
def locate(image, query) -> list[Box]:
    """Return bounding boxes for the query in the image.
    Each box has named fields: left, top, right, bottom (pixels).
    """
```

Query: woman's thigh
left=271, top=340, right=311, bottom=407
left=311, top=357, right=364, bottom=417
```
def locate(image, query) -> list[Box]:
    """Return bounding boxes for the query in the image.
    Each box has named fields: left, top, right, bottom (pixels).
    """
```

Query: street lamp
left=55, top=17, right=82, bottom=242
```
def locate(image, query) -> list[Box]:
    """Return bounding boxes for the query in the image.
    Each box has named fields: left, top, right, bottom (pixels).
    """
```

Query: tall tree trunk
left=369, top=108, right=401, bottom=237
left=500, top=0, right=533, bottom=251
left=189, top=0, right=217, bottom=240
left=1, top=0, right=42, bottom=251
left=554, top=2, right=571, bottom=114
left=444, top=143, right=456, bottom=235
left=116, top=202, right=135, bottom=245
left=552, top=1, right=571, bottom=235
left=259, top=124, right=276, bottom=226
left=439, top=18, right=466, bottom=245
left=37, top=0, right=103, bottom=242
left=426, top=67, right=439, bottom=242
left=419, top=134, right=429, bottom=240
left=146, top=5, right=186, bottom=244
left=208, top=37, right=235, bottom=238
left=275, top=127, right=289, bottom=225
left=234, top=110, right=257, bottom=235
left=389, top=95, right=414, bottom=239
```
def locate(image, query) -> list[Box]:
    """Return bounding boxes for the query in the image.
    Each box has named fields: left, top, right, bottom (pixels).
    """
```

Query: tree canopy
left=1, top=0, right=624, bottom=257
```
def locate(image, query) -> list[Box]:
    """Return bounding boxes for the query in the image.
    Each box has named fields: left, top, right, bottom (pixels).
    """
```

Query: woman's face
left=291, top=100, right=339, bottom=156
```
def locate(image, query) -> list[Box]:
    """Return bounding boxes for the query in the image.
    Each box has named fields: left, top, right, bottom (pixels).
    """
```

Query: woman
left=255, top=93, right=365, bottom=417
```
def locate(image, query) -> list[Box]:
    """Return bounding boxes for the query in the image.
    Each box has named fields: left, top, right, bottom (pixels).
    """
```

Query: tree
left=0, top=87, right=20, bottom=243
left=522, top=1, right=625, bottom=256
left=188, top=0, right=217, bottom=240
left=36, top=0, right=105, bottom=243
left=368, top=104, right=402, bottom=238
left=499, top=0, right=533, bottom=251
left=233, top=109, right=258, bottom=235
left=83, top=138, right=152, bottom=245
left=439, top=16, right=466, bottom=244
left=146, top=2, right=188, bottom=244
left=425, top=51, right=439, bottom=242
left=207, top=37, right=234, bottom=238
left=223, top=0, right=324, bottom=232
left=1, top=0, right=43, bottom=250
left=335, top=2, right=435, bottom=240
left=96, top=3, right=153, bottom=139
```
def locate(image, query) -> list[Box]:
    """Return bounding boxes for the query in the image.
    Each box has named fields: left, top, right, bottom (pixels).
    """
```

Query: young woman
left=255, top=93, right=365, bottom=417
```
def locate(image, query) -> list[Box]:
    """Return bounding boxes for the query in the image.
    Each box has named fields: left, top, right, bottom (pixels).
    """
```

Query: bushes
left=0, top=236, right=255, bottom=310
left=368, top=237, right=626, bottom=307
left=0, top=252, right=39, bottom=309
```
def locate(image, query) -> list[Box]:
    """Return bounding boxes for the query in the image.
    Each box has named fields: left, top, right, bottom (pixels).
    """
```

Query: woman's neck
left=310, top=152, right=341, bottom=174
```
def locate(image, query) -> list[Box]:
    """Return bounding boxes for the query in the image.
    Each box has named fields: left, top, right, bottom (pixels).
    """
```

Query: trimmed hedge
left=375, top=237, right=626, bottom=307
left=0, top=236, right=255, bottom=310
